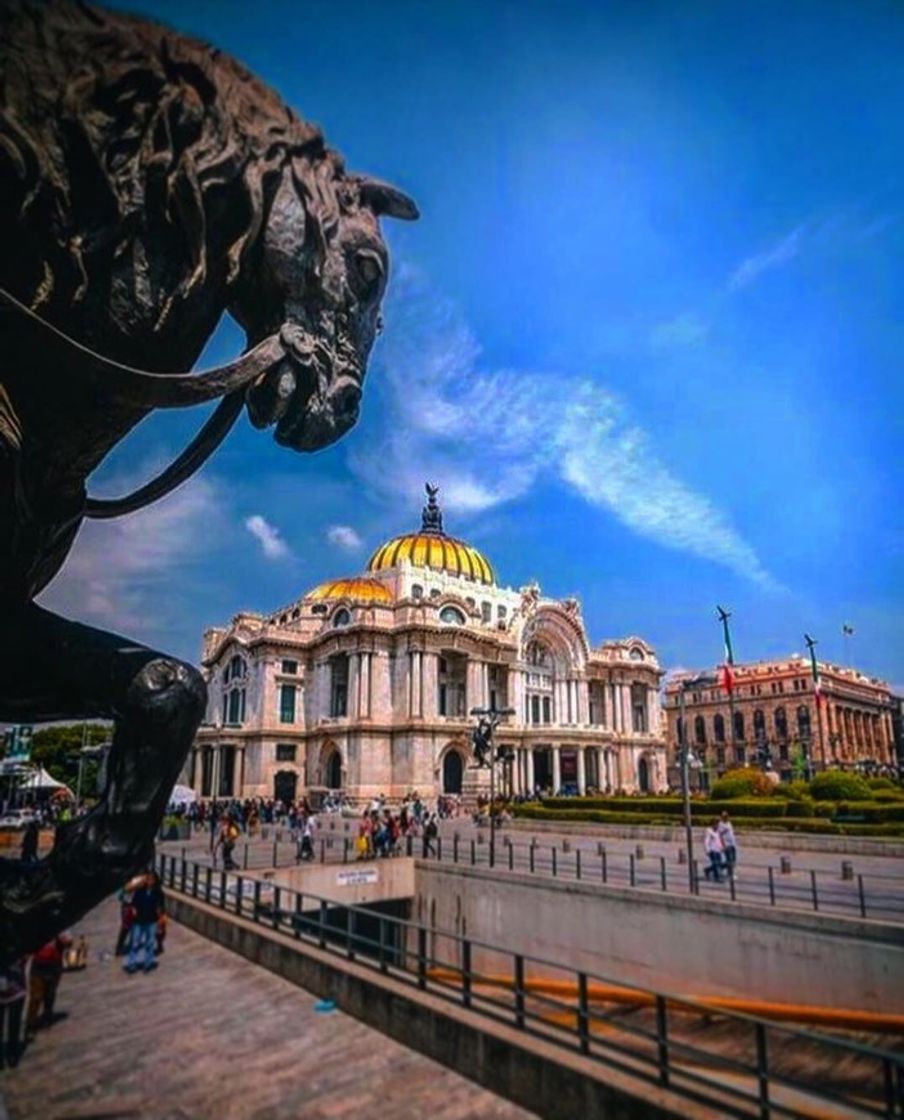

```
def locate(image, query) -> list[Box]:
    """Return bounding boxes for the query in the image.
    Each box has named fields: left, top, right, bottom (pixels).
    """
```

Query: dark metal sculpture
left=0, top=0, right=417, bottom=962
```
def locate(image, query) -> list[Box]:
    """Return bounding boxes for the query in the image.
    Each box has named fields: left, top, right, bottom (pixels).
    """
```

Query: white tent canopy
left=19, top=767, right=72, bottom=794
left=169, top=784, right=198, bottom=806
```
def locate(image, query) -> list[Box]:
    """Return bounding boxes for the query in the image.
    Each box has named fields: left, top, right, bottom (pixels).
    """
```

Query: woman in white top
left=703, top=819, right=725, bottom=882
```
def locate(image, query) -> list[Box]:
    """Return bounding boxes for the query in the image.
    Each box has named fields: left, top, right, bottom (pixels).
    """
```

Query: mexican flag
left=721, top=631, right=735, bottom=694
left=808, top=641, right=823, bottom=705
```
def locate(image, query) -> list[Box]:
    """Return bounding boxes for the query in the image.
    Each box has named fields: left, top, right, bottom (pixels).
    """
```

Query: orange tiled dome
left=307, top=577, right=393, bottom=604
left=367, top=533, right=494, bottom=585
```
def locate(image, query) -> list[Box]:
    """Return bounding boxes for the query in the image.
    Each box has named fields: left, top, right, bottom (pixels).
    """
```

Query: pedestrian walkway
left=2, top=897, right=534, bottom=1120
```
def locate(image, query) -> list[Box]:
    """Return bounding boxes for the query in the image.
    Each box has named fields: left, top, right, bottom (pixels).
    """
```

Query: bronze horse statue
left=0, top=0, right=417, bottom=961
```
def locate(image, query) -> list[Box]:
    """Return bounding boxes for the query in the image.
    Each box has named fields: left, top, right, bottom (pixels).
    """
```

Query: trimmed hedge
left=809, top=771, right=872, bottom=801
left=710, top=768, right=776, bottom=799
left=513, top=804, right=904, bottom=837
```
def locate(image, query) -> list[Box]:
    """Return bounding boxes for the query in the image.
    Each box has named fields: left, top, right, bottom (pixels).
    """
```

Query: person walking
left=298, top=814, right=316, bottom=862
left=423, top=813, right=439, bottom=857
left=703, top=819, right=725, bottom=883
left=26, top=932, right=71, bottom=1035
left=718, top=811, right=738, bottom=878
left=124, top=872, right=165, bottom=974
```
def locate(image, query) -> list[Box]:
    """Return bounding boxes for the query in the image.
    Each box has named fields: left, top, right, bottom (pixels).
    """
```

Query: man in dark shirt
left=124, top=872, right=165, bottom=974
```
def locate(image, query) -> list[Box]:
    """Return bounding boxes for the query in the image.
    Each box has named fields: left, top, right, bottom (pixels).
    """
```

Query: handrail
left=157, top=851, right=904, bottom=1120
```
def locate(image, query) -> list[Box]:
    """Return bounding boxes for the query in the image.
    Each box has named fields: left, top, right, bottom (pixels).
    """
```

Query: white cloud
left=39, top=468, right=226, bottom=635
left=729, top=224, right=807, bottom=289
left=649, top=313, right=709, bottom=351
left=356, top=267, right=774, bottom=587
left=245, top=514, right=290, bottom=560
left=327, top=525, right=364, bottom=551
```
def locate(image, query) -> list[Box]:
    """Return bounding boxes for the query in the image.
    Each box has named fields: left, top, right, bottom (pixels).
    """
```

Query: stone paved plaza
left=2, top=898, right=535, bottom=1120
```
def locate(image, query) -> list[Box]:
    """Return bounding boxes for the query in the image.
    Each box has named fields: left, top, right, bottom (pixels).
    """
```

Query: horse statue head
left=0, top=1, right=419, bottom=962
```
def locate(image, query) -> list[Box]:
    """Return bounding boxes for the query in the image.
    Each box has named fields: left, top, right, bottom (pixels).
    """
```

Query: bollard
left=629, top=853, right=636, bottom=887
left=677, top=848, right=687, bottom=865
left=780, top=856, right=791, bottom=874
left=597, top=841, right=605, bottom=857
left=343, top=837, right=349, bottom=863
left=635, top=843, right=645, bottom=860
left=562, top=839, right=571, bottom=854
left=841, top=860, right=854, bottom=882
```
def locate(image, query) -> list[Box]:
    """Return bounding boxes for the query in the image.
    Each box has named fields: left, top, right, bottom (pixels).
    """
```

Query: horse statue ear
left=356, top=176, right=419, bottom=220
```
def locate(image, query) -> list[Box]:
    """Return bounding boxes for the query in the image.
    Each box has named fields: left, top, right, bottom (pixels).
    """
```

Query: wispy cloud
left=40, top=468, right=226, bottom=635
left=729, top=224, right=808, bottom=290
left=729, top=208, right=898, bottom=290
left=245, top=514, right=290, bottom=560
left=327, top=524, right=364, bottom=551
left=649, top=313, right=709, bottom=351
left=355, top=266, right=774, bottom=587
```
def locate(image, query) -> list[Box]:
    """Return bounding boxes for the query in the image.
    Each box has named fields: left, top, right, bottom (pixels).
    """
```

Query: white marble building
left=186, top=487, right=667, bottom=804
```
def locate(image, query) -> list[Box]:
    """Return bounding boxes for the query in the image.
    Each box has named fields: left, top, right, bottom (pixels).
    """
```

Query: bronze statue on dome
left=421, top=482, right=445, bottom=535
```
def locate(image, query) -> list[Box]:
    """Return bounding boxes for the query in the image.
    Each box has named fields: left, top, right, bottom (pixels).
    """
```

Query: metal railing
left=165, top=828, right=904, bottom=922
left=158, top=852, right=904, bottom=1120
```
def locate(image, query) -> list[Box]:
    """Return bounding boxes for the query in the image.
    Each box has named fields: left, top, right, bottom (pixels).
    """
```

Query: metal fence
left=157, top=852, right=904, bottom=1120
left=167, top=827, right=904, bottom=922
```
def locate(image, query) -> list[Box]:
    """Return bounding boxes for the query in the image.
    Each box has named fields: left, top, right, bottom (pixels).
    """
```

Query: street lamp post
left=677, top=678, right=708, bottom=893
left=470, top=703, right=516, bottom=869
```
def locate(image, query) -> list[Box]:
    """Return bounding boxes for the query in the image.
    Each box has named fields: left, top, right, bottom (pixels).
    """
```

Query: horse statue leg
left=0, top=603, right=206, bottom=964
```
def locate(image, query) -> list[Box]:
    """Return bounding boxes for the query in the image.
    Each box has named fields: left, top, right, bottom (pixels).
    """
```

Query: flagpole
left=717, top=606, right=737, bottom=770
left=805, top=633, right=825, bottom=775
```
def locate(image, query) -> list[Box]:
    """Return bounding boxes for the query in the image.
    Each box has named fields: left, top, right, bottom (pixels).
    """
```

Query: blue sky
left=42, top=0, right=904, bottom=687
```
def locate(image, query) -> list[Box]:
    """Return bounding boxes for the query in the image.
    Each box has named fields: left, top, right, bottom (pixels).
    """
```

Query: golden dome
left=307, top=577, right=393, bottom=604
left=368, top=533, right=494, bottom=585
left=367, top=484, right=494, bottom=585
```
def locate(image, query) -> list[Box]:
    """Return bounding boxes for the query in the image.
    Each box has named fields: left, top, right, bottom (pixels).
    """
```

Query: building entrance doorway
left=325, top=750, right=343, bottom=790
left=274, top=770, right=297, bottom=803
left=638, top=756, right=651, bottom=793
left=532, top=747, right=552, bottom=792
left=443, top=750, right=463, bottom=794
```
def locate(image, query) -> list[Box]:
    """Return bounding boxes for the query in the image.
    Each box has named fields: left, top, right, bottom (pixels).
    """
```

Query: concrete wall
left=414, top=863, right=904, bottom=1013
left=270, top=856, right=415, bottom=908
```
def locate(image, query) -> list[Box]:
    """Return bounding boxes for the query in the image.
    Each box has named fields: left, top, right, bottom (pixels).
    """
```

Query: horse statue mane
left=0, top=0, right=418, bottom=962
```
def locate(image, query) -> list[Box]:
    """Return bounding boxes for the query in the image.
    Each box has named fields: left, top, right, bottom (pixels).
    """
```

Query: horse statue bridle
left=0, top=286, right=289, bottom=519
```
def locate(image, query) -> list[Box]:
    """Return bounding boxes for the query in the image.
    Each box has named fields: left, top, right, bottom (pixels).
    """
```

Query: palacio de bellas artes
left=188, top=485, right=667, bottom=805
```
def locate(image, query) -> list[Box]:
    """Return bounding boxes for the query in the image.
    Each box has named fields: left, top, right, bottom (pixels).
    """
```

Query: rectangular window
left=542, top=696, right=551, bottom=724
left=221, top=693, right=228, bottom=724
left=497, top=605, right=507, bottom=620
left=439, top=683, right=448, bottom=717
left=531, top=696, right=541, bottom=724
left=481, top=601, right=492, bottom=622
left=227, top=689, right=243, bottom=725
left=276, top=743, right=296, bottom=762
left=281, top=659, right=298, bottom=675
left=279, top=684, right=296, bottom=724
left=332, top=684, right=347, bottom=718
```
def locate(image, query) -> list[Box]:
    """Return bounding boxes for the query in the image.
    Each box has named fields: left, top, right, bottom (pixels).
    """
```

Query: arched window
left=774, top=707, right=788, bottom=739
left=527, top=641, right=552, bottom=668
left=629, top=647, right=644, bottom=661
left=753, top=709, right=766, bottom=742
left=332, top=608, right=351, bottom=628
left=714, top=713, right=725, bottom=743
left=797, top=705, right=811, bottom=740
left=733, top=711, right=745, bottom=741
left=412, top=584, right=424, bottom=600
left=439, top=605, right=465, bottom=626
left=226, top=654, right=247, bottom=682
left=694, top=715, right=706, bottom=744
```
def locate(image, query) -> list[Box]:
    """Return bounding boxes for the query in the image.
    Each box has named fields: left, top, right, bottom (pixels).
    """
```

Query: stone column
left=647, top=687, right=657, bottom=736
left=466, top=659, right=482, bottom=714
left=422, top=652, right=438, bottom=718
left=577, top=747, right=586, bottom=795
left=526, top=748, right=535, bottom=794
left=347, top=654, right=359, bottom=718
left=577, top=680, right=589, bottom=726
left=362, top=652, right=372, bottom=718
left=552, top=746, right=561, bottom=792
left=609, top=683, right=619, bottom=732
left=621, top=684, right=632, bottom=735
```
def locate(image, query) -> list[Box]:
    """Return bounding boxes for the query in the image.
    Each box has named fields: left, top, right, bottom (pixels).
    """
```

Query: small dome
left=367, top=483, right=495, bottom=586
left=307, top=577, right=393, bottom=604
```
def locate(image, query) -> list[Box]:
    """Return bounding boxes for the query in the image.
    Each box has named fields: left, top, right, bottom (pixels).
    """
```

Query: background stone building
left=664, top=657, right=898, bottom=786
left=185, top=487, right=667, bottom=804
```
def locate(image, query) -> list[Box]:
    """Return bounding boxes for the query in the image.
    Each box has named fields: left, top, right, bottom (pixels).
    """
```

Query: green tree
left=29, top=722, right=112, bottom=793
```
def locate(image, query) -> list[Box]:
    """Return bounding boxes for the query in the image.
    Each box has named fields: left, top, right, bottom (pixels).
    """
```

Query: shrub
left=710, top=768, right=774, bottom=799
left=867, top=777, right=898, bottom=791
left=871, top=789, right=904, bottom=802
left=784, top=799, right=815, bottom=818
left=809, top=770, right=871, bottom=801
left=775, top=780, right=811, bottom=801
